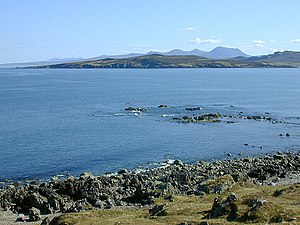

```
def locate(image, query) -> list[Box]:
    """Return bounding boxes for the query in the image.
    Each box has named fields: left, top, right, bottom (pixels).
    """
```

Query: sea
left=0, top=68, right=299, bottom=182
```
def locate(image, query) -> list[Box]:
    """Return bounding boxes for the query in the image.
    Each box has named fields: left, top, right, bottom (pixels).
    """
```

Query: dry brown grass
left=51, top=184, right=300, bottom=225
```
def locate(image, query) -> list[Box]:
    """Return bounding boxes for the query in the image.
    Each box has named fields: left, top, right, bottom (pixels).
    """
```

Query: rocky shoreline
left=0, top=151, right=300, bottom=224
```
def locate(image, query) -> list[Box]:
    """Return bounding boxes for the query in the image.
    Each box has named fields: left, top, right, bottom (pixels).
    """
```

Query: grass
left=50, top=184, right=300, bottom=225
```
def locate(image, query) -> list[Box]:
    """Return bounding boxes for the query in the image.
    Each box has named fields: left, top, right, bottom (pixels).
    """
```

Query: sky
left=0, top=0, right=300, bottom=64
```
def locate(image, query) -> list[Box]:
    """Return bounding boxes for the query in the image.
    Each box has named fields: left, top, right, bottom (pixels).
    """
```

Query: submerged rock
left=185, top=107, right=202, bottom=111
left=125, top=107, right=147, bottom=112
left=158, top=105, right=169, bottom=108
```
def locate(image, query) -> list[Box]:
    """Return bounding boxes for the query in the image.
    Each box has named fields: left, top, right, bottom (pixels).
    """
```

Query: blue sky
left=0, top=0, right=300, bottom=63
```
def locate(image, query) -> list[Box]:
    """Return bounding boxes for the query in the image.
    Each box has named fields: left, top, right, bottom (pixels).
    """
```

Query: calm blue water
left=0, top=68, right=299, bottom=181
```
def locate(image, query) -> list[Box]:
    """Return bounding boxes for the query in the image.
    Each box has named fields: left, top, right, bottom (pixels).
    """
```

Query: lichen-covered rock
left=197, top=174, right=235, bottom=194
left=210, top=193, right=238, bottom=218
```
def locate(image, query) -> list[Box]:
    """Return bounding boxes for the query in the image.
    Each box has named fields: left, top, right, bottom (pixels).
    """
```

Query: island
left=27, top=51, right=300, bottom=69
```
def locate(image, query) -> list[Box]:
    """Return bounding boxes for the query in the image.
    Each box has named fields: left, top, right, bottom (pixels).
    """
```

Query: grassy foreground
left=50, top=183, right=300, bottom=225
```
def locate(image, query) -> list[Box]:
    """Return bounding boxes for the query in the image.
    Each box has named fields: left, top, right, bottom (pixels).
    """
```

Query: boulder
left=28, top=207, right=41, bottom=221
left=149, top=204, right=167, bottom=216
left=23, top=192, right=48, bottom=213
left=210, top=193, right=238, bottom=219
left=48, top=194, right=64, bottom=211
left=67, top=198, right=93, bottom=212
left=41, top=217, right=51, bottom=225
left=197, top=174, right=235, bottom=194
left=117, top=169, right=128, bottom=174
left=174, top=159, right=184, bottom=166
left=79, top=172, right=95, bottom=180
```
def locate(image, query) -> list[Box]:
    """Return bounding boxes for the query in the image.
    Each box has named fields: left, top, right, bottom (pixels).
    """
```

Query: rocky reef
left=171, top=113, right=222, bottom=123
left=122, top=105, right=285, bottom=125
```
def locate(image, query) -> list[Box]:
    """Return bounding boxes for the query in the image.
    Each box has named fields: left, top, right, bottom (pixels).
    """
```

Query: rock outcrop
left=0, top=152, right=299, bottom=218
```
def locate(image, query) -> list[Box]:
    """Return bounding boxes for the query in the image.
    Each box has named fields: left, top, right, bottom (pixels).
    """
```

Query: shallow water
left=0, top=68, right=299, bottom=181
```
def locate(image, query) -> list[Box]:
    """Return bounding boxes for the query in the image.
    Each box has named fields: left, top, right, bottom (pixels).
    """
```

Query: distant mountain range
left=0, top=47, right=249, bottom=68
left=147, top=47, right=249, bottom=59
left=2, top=47, right=300, bottom=69
left=32, top=51, right=300, bottom=69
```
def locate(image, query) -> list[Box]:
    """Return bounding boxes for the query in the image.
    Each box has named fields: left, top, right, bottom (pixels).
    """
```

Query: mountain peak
left=207, top=46, right=249, bottom=59
left=167, top=49, right=186, bottom=54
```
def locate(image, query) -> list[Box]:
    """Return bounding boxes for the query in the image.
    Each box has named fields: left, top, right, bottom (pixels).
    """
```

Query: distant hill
left=32, top=54, right=294, bottom=69
left=88, top=53, right=144, bottom=61
left=243, top=51, right=300, bottom=67
left=0, top=58, right=84, bottom=69
left=0, top=54, right=143, bottom=68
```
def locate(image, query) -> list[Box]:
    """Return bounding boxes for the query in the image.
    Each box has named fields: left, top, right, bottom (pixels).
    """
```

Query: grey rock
left=149, top=204, right=167, bottom=216
left=105, top=198, right=116, bottom=209
left=41, top=217, right=51, bottom=225
left=197, top=175, right=235, bottom=194
left=50, top=176, right=58, bottom=182
left=274, top=154, right=284, bottom=160
left=174, top=159, right=184, bottom=166
left=210, top=193, right=238, bottom=218
left=67, top=198, right=92, bottom=212
left=79, top=172, right=94, bottom=180
left=25, top=192, right=48, bottom=211
left=117, top=169, right=128, bottom=174
left=94, top=200, right=105, bottom=208
left=29, top=207, right=41, bottom=221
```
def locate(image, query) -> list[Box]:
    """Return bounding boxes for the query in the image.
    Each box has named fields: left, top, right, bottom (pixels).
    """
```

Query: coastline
left=1, top=151, right=299, bottom=224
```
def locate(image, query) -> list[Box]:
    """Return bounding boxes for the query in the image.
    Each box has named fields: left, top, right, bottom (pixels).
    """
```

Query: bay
left=0, top=68, right=299, bottom=180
